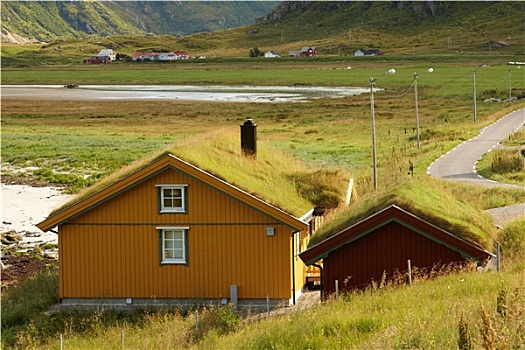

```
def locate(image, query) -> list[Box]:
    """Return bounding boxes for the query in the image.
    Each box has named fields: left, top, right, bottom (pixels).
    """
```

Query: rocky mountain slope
left=1, top=1, right=278, bottom=43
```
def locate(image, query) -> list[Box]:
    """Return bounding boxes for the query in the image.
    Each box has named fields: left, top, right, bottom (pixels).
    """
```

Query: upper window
left=157, top=185, right=187, bottom=213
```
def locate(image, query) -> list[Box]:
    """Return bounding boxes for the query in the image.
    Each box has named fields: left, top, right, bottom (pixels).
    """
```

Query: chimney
left=240, top=118, right=257, bottom=157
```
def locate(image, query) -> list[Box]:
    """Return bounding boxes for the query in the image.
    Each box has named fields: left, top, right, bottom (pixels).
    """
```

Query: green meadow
left=2, top=57, right=524, bottom=349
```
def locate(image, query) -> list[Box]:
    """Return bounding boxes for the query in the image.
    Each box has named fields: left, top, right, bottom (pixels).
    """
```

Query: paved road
left=427, top=108, right=524, bottom=189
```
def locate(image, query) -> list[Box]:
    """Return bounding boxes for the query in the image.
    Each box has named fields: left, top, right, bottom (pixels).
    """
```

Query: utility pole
left=472, top=69, right=477, bottom=123
left=509, top=69, right=512, bottom=99
left=414, top=72, right=420, bottom=149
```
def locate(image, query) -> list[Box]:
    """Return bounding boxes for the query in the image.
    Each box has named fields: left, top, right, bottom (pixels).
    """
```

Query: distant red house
left=83, top=56, right=111, bottom=64
left=300, top=205, right=492, bottom=295
left=300, top=47, right=317, bottom=57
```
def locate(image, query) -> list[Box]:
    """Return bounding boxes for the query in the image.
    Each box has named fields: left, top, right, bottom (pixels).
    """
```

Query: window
left=157, top=185, right=187, bottom=213
left=159, top=227, right=188, bottom=265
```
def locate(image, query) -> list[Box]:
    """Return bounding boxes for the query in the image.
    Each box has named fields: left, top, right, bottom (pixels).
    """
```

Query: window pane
left=173, top=248, right=183, bottom=259
left=173, top=198, right=182, bottom=207
left=163, top=188, right=172, bottom=197
left=162, top=229, right=186, bottom=263
left=172, top=188, right=182, bottom=197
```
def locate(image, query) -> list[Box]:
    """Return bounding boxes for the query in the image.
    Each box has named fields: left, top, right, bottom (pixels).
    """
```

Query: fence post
left=266, top=295, right=270, bottom=315
left=407, top=260, right=413, bottom=286
left=496, top=242, right=501, bottom=273
left=335, top=280, right=339, bottom=299
left=195, top=310, right=199, bottom=333
left=121, top=329, right=124, bottom=350
left=59, top=334, right=63, bottom=350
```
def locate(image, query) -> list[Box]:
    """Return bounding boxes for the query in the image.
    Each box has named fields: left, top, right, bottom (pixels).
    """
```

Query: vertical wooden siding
left=323, top=221, right=463, bottom=294
left=59, top=168, right=300, bottom=300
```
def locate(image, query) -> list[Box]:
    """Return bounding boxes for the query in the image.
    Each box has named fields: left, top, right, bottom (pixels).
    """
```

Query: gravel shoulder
left=484, top=203, right=525, bottom=227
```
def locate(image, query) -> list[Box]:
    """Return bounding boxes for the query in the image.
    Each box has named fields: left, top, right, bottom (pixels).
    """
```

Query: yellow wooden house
left=37, top=149, right=319, bottom=309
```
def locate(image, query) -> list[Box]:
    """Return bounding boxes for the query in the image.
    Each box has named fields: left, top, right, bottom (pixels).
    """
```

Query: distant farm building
left=264, top=51, right=281, bottom=58
left=98, top=48, right=116, bottom=61
left=354, top=48, right=383, bottom=56
left=132, top=51, right=190, bottom=61
left=83, top=56, right=111, bottom=64
left=289, top=47, right=317, bottom=57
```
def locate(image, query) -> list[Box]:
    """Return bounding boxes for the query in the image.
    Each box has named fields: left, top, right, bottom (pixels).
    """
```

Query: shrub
left=499, top=218, right=525, bottom=270
left=1, top=267, right=59, bottom=348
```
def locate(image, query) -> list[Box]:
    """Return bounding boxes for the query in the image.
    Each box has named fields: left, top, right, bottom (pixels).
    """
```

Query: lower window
left=158, top=227, right=189, bottom=265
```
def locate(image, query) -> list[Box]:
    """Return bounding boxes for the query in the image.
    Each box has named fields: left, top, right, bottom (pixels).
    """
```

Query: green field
left=2, top=57, right=525, bottom=349
left=2, top=60, right=523, bottom=192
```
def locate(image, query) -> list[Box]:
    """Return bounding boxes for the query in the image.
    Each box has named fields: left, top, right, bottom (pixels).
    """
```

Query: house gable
left=38, top=154, right=307, bottom=232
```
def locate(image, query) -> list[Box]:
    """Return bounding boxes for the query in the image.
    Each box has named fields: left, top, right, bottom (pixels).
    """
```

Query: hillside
left=0, top=1, right=278, bottom=43
left=2, top=1, right=524, bottom=64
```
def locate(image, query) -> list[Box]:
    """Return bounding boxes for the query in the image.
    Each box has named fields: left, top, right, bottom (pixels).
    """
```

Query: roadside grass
left=476, top=128, right=525, bottom=185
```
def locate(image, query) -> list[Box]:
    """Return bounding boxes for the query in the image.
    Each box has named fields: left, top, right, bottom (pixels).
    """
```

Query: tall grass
left=1, top=265, right=59, bottom=348
left=2, top=213, right=523, bottom=349
left=206, top=266, right=524, bottom=349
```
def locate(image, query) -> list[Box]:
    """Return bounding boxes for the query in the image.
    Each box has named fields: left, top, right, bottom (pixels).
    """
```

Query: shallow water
left=2, top=84, right=369, bottom=103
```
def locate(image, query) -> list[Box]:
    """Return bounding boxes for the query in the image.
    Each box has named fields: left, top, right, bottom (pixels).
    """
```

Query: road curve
left=427, top=108, right=524, bottom=189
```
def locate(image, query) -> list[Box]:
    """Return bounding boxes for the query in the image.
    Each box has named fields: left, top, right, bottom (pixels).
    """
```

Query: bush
left=1, top=267, right=59, bottom=348
left=499, top=218, right=525, bottom=270
left=490, top=149, right=523, bottom=173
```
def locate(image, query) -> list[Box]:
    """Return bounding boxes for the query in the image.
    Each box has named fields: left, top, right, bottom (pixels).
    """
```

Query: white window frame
left=157, top=184, right=188, bottom=213
left=158, top=227, right=189, bottom=265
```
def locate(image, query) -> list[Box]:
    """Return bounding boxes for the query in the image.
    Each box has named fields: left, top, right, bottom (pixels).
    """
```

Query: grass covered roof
left=309, top=177, right=497, bottom=251
left=51, top=130, right=349, bottom=218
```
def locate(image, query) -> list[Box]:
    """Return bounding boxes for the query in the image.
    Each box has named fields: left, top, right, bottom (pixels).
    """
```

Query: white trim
left=156, top=226, right=190, bottom=230
left=157, top=184, right=187, bottom=213
left=299, top=208, right=314, bottom=223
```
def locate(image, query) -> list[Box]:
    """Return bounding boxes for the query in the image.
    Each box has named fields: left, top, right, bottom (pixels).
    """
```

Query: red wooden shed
left=300, top=205, right=493, bottom=295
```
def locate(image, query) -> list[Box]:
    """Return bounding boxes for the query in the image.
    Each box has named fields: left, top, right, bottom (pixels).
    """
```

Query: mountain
left=0, top=1, right=279, bottom=43
left=1, top=1, right=523, bottom=59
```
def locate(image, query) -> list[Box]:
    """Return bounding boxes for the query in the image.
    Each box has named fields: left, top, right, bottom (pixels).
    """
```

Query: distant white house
left=264, top=51, right=281, bottom=58
left=132, top=51, right=190, bottom=61
left=157, top=52, right=176, bottom=61
left=354, top=48, right=383, bottom=57
left=98, top=48, right=116, bottom=61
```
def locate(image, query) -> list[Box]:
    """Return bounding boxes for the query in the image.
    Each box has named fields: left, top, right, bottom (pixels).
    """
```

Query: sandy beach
left=1, top=183, right=73, bottom=247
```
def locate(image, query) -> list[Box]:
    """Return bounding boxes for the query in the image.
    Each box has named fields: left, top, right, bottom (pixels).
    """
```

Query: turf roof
left=309, top=177, right=497, bottom=251
left=51, top=130, right=347, bottom=218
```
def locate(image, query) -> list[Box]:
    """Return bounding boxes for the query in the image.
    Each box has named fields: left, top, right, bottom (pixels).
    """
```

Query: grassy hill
left=0, top=1, right=278, bottom=42
left=1, top=1, right=524, bottom=66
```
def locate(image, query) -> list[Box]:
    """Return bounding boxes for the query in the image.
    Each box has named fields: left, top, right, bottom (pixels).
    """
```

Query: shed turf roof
left=300, top=205, right=493, bottom=266
left=309, top=178, right=497, bottom=252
